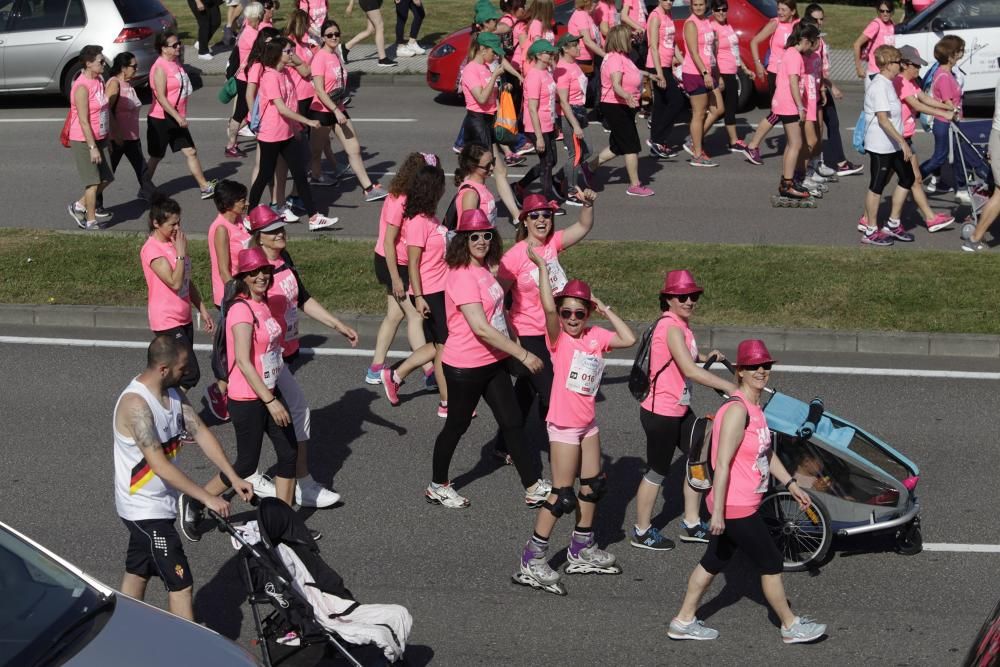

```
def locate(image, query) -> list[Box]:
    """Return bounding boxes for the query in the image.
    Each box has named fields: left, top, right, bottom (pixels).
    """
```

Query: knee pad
left=578, top=472, right=608, bottom=503
left=542, top=486, right=577, bottom=518
left=643, top=469, right=665, bottom=487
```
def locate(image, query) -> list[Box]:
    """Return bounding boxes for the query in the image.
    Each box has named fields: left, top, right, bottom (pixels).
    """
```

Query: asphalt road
left=0, top=80, right=987, bottom=250
left=1, top=327, right=997, bottom=665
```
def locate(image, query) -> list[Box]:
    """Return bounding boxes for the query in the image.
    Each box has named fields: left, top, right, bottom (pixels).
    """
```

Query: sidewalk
left=4, top=304, right=999, bottom=358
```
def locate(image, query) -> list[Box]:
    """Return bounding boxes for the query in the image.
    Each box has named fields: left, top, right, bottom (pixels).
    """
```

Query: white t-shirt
left=864, top=73, right=903, bottom=154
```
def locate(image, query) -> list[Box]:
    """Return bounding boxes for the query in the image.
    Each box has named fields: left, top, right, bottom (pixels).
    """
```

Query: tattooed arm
left=180, top=399, right=253, bottom=502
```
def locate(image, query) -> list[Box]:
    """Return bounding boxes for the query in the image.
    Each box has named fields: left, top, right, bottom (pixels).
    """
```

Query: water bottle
left=798, top=397, right=824, bottom=439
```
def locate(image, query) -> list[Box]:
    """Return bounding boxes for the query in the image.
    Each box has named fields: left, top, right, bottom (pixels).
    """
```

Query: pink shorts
left=546, top=420, right=599, bottom=445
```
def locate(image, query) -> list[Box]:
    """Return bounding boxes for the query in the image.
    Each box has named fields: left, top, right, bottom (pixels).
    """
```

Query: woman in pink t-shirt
left=587, top=26, right=652, bottom=196
left=368, top=153, right=435, bottom=385
left=711, top=0, right=753, bottom=150
left=669, top=340, right=827, bottom=644
left=225, top=3, right=265, bottom=157
left=513, top=266, right=635, bottom=596
left=452, top=144, right=502, bottom=231
left=100, top=52, right=148, bottom=211
left=380, top=154, right=450, bottom=413
left=515, top=39, right=561, bottom=203
left=140, top=195, right=214, bottom=391
left=853, top=0, right=896, bottom=79
left=768, top=22, right=819, bottom=201
left=555, top=35, right=593, bottom=201
left=66, top=45, right=113, bottom=231
left=427, top=209, right=551, bottom=510
left=145, top=31, right=215, bottom=200
left=681, top=0, right=723, bottom=167
left=645, top=0, right=684, bottom=158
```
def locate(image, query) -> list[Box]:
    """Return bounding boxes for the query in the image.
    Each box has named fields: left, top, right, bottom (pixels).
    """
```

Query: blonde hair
left=605, top=24, right=631, bottom=54
left=874, top=44, right=901, bottom=68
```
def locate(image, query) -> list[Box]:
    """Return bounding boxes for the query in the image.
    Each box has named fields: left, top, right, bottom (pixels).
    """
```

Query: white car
left=895, top=0, right=1000, bottom=106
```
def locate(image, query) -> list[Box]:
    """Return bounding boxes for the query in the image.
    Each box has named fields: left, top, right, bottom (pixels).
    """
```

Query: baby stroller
left=704, top=359, right=922, bottom=572
left=949, top=118, right=994, bottom=240
left=210, top=499, right=412, bottom=666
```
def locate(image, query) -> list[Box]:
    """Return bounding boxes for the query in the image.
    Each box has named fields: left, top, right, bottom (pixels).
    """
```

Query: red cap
left=235, top=247, right=271, bottom=276
left=660, top=269, right=703, bottom=296
left=556, top=279, right=593, bottom=305
left=518, top=194, right=559, bottom=220
left=736, top=339, right=776, bottom=366
left=456, top=208, right=495, bottom=232
left=247, top=205, right=285, bottom=234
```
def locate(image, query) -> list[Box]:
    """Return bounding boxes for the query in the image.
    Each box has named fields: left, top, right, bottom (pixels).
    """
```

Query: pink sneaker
left=857, top=215, right=869, bottom=233
left=206, top=383, right=229, bottom=421
left=626, top=184, right=654, bottom=197
left=437, top=402, right=448, bottom=418
left=380, top=368, right=401, bottom=406
left=926, top=212, right=955, bottom=232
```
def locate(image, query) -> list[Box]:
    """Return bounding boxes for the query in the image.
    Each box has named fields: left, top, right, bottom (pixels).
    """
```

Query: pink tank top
left=640, top=311, right=697, bottom=417
left=456, top=179, right=497, bottom=227
left=706, top=392, right=772, bottom=519
left=112, top=79, right=142, bottom=140
left=767, top=18, right=797, bottom=74
left=149, top=57, right=191, bottom=120
left=681, top=15, right=716, bottom=75
left=645, top=7, right=675, bottom=70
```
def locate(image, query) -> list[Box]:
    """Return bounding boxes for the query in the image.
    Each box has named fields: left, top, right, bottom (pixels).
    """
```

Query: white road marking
left=2, top=335, right=1000, bottom=379
left=0, top=117, right=417, bottom=123
left=923, top=543, right=1000, bottom=553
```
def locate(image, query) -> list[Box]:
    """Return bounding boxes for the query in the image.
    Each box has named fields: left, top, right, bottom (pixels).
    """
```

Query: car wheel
left=736, top=69, right=755, bottom=112
left=61, top=61, right=84, bottom=101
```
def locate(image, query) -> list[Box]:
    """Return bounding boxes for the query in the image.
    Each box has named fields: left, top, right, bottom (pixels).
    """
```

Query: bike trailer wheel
left=760, top=490, right=832, bottom=572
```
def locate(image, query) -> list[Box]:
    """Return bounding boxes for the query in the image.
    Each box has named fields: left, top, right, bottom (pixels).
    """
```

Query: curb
left=3, top=304, right=999, bottom=359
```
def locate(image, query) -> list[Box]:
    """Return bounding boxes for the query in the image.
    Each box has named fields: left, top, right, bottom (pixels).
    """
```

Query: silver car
left=0, top=519, right=260, bottom=666
left=0, top=0, right=176, bottom=96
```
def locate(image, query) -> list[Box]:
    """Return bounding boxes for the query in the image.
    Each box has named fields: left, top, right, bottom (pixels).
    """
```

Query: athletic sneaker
left=238, top=125, right=256, bottom=138
left=515, top=142, right=536, bottom=156
left=861, top=228, right=894, bottom=246
left=682, top=136, right=695, bottom=156
left=857, top=215, right=869, bottom=233
left=680, top=520, right=710, bottom=543
left=504, top=153, right=527, bottom=167
left=200, top=180, right=218, bottom=200
left=781, top=616, right=827, bottom=644
left=437, top=402, right=448, bottom=418
left=668, top=618, right=719, bottom=641
left=224, top=145, right=248, bottom=158
left=926, top=212, right=955, bottom=232
left=364, top=184, right=389, bottom=202
left=425, top=482, right=470, bottom=508
left=731, top=139, right=748, bottom=154
left=206, top=382, right=229, bottom=421
left=309, top=173, right=337, bottom=187
left=884, top=224, right=915, bottom=242
left=308, top=213, right=340, bottom=231
left=424, top=371, right=438, bottom=390
left=295, top=475, right=341, bottom=508
left=271, top=203, right=300, bottom=223
left=835, top=160, right=864, bottom=176
left=524, top=479, right=552, bottom=508
left=67, top=203, right=86, bottom=228
left=247, top=471, right=277, bottom=498
left=365, top=367, right=382, bottom=385
left=689, top=153, right=718, bottom=168
left=630, top=526, right=676, bottom=551
left=744, top=147, right=763, bottom=165
left=962, top=239, right=987, bottom=252
left=626, top=184, right=655, bottom=197
left=82, top=220, right=102, bottom=231
left=815, top=161, right=837, bottom=178
left=70, top=202, right=112, bottom=222
left=380, top=367, right=402, bottom=406
left=647, top=139, right=677, bottom=159
left=377, top=57, right=398, bottom=67
left=178, top=493, right=204, bottom=543
left=396, top=42, right=416, bottom=57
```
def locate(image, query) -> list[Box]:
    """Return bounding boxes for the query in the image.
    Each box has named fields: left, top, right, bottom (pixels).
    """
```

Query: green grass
left=6, top=230, right=1000, bottom=334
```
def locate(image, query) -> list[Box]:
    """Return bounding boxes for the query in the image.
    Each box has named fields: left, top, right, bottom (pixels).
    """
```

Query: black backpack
left=211, top=288, right=258, bottom=382
left=628, top=315, right=672, bottom=401
left=685, top=396, right=749, bottom=492
left=442, top=183, right=474, bottom=231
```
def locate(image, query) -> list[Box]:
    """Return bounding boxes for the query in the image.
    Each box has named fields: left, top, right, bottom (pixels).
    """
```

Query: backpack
left=249, top=96, right=263, bottom=133
left=442, top=183, right=474, bottom=231
left=493, top=89, right=519, bottom=146
left=211, top=290, right=258, bottom=382
left=918, top=61, right=942, bottom=132
left=852, top=109, right=875, bottom=155
left=685, top=396, right=750, bottom=492
left=627, top=315, right=671, bottom=401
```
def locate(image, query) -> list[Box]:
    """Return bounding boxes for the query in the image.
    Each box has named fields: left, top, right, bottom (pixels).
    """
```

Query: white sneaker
left=524, top=478, right=552, bottom=507
left=407, top=40, right=426, bottom=55
left=238, top=125, right=256, bottom=138
left=198, top=53, right=214, bottom=61
left=396, top=43, right=415, bottom=57
left=815, top=162, right=836, bottom=178
left=295, top=475, right=341, bottom=508
left=271, top=203, right=300, bottom=223
left=247, top=471, right=277, bottom=499
left=425, top=482, right=470, bottom=508
left=308, top=213, right=340, bottom=231
left=955, top=190, right=972, bottom=205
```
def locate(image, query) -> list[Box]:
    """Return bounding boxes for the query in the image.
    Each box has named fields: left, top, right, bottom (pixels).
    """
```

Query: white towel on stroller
left=276, top=544, right=413, bottom=663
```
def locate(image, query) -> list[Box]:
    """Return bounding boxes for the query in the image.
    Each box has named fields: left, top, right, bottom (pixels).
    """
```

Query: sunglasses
left=166, top=42, right=182, bottom=49
left=714, top=6, right=728, bottom=11
left=670, top=293, right=701, bottom=303
left=324, top=31, right=341, bottom=38
left=746, top=363, right=773, bottom=371
left=468, top=231, right=494, bottom=242
left=559, top=308, right=588, bottom=320
left=283, top=47, right=295, bottom=54
left=478, top=160, right=495, bottom=170
left=878, top=7, right=892, bottom=12
left=527, top=211, right=553, bottom=220
left=247, top=267, right=273, bottom=277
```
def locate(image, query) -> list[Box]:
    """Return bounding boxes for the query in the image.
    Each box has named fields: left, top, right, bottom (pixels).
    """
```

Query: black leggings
left=187, top=0, right=221, bottom=54
left=232, top=79, right=249, bottom=123
left=699, top=510, right=783, bottom=576
left=496, top=335, right=554, bottom=455
left=434, top=361, right=541, bottom=487
left=223, top=394, right=299, bottom=485
left=518, top=131, right=559, bottom=199
left=639, top=408, right=694, bottom=478
left=249, top=136, right=316, bottom=214
left=97, top=139, right=146, bottom=207
left=648, top=68, right=686, bottom=146
left=394, top=0, right=425, bottom=43
left=821, top=92, right=846, bottom=166
left=721, top=73, right=738, bottom=128
left=868, top=150, right=915, bottom=195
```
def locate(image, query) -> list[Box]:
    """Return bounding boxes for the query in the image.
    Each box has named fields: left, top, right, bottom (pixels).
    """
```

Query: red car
left=426, top=0, right=777, bottom=110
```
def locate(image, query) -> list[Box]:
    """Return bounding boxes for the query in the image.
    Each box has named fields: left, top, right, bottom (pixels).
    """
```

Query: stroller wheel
left=760, top=490, right=832, bottom=572
left=895, top=518, right=923, bottom=556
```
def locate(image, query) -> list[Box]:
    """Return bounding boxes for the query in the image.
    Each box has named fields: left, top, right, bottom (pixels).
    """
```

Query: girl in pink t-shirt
left=854, top=0, right=896, bottom=78
left=681, top=0, right=722, bottom=166
left=516, top=0, right=555, bottom=67
left=513, top=262, right=635, bottom=595
left=670, top=339, right=826, bottom=644
left=225, top=8, right=266, bottom=156
left=427, top=209, right=552, bottom=511
left=568, top=0, right=604, bottom=64
left=711, top=0, right=753, bottom=150
left=140, top=195, right=214, bottom=391
left=516, top=39, right=561, bottom=202
left=380, top=155, right=450, bottom=413
left=555, top=36, right=592, bottom=201
left=452, top=144, right=501, bottom=230
left=768, top=22, right=819, bottom=200
left=66, top=46, right=113, bottom=231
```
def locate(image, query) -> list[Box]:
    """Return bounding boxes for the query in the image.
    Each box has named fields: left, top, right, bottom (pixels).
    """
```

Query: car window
left=7, top=0, right=85, bottom=31
left=673, top=0, right=691, bottom=20
left=0, top=0, right=15, bottom=31
left=113, top=0, right=169, bottom=23
left=745, top=0, right=778, bottom=18
left=923, top=0, right=1000, bottom=29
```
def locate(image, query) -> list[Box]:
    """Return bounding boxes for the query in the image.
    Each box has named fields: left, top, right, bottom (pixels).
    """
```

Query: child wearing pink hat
left=513, top=255, right=636, bottom=596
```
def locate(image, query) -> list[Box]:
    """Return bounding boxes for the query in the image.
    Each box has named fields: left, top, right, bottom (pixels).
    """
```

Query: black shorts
left=308, top=107, right=350, bottom=127
left=373, top=252, right=410, bottom=293
left=868, top=150, right=915, bottom=195
left=358, top=0, right=382, bottom=11
left=297, top=98, right=312, bottom=117
left=777, top=114, right=801, bottom=126
left=462, top=110, right=495, bottom=150
left=122, top=518, right=194, bottom=592
left=699, top=510, right=783, bottom=576
left=153, top=322, right=200, bottom=389
left=147, top=116, right=195, bottom=158
left=640, top=408, right=695, bottom=478
left=413, top=290, right=448, bottom=344
left=600, top=102, right=640, bottom=155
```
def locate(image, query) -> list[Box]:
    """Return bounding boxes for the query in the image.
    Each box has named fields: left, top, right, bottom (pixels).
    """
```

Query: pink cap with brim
left=556, top=278, right=593, bottom=305
left=247, top=205, right=285, bottom=234
left=236, top=247, right=271, bottom=275
left=660, top=269, right=703, bottom=296
left=736, top=339, right=776, bottom=366
left=456, top=208, right=495, bottom=232
left=518, top=193, right=559, bottom=220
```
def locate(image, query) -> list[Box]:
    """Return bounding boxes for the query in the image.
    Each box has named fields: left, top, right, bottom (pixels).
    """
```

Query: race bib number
left=260, top=349, right=282, bottom=389
left=98, top=108, right=109, bottom=137
left=728, top=32, right=740, bottom=60
left=679, top=379, right=692, bottom=406
left=753, top=430, right=772, bottom=493
left=565, top=349, right=605, bottom=396
left=284, top=304, right=299, bottom=342
left=530, top=258, right=568, bottom=294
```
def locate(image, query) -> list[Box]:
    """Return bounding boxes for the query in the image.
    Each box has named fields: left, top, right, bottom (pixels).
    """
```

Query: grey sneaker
left=668, top=618, right=719, bottom=641
left=630, top=526, right=676, bottom=551
left=962, top=240, right=987, bottom=252
left=524, top=478, right=552, bottom=508
left=364, top=184, right=389, bottom=202
left=781, top=616, right=827, bottom=644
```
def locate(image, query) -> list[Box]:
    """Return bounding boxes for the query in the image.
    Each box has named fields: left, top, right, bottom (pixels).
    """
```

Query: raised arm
left=527, top=246, right=561, bottom=342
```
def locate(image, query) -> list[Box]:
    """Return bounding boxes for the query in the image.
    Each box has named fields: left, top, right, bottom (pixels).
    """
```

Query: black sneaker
left=680, top=520, right=710, bottom=543
left=178, top=493, right=204, bottom=543
left=630, top=526, right=676, bottom=551
left=308, top=528, right=323, bottom=542
left=378, top=57, right=397, bottom=67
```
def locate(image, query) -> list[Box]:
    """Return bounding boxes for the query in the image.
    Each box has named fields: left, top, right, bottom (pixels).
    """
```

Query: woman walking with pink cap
left=630, top=270, right=734, bottom=552
left=513, top=262, right=635, bottom=596
left=426, top=209, right=552, bottom=510
left=668, top=339, right=827, bottom=644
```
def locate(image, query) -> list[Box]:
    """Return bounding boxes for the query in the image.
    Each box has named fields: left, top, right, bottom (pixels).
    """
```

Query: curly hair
left=403, top=162, right=446, bottom=219
left=445, top=229, right=504, bottom=268
left=390, top=153, right=428, bottom=196
left=455, top=144, right=490, bottom=186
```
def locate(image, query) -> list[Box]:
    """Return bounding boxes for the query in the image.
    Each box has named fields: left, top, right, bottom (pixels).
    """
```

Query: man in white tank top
left=113, top=335, right=253, bottom=621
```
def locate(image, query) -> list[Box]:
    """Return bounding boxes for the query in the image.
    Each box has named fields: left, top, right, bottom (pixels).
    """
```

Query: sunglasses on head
left=670, top=293, right=701, bottom=303
left=468, top=231, right=494, bottom=242
left=559, top=308, right=588, bottom=320
left=527, top=211, right=553, bottom=220
left=325, top=31, right=341, bottom=38
left=746, top=363, right=773, bottom=371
